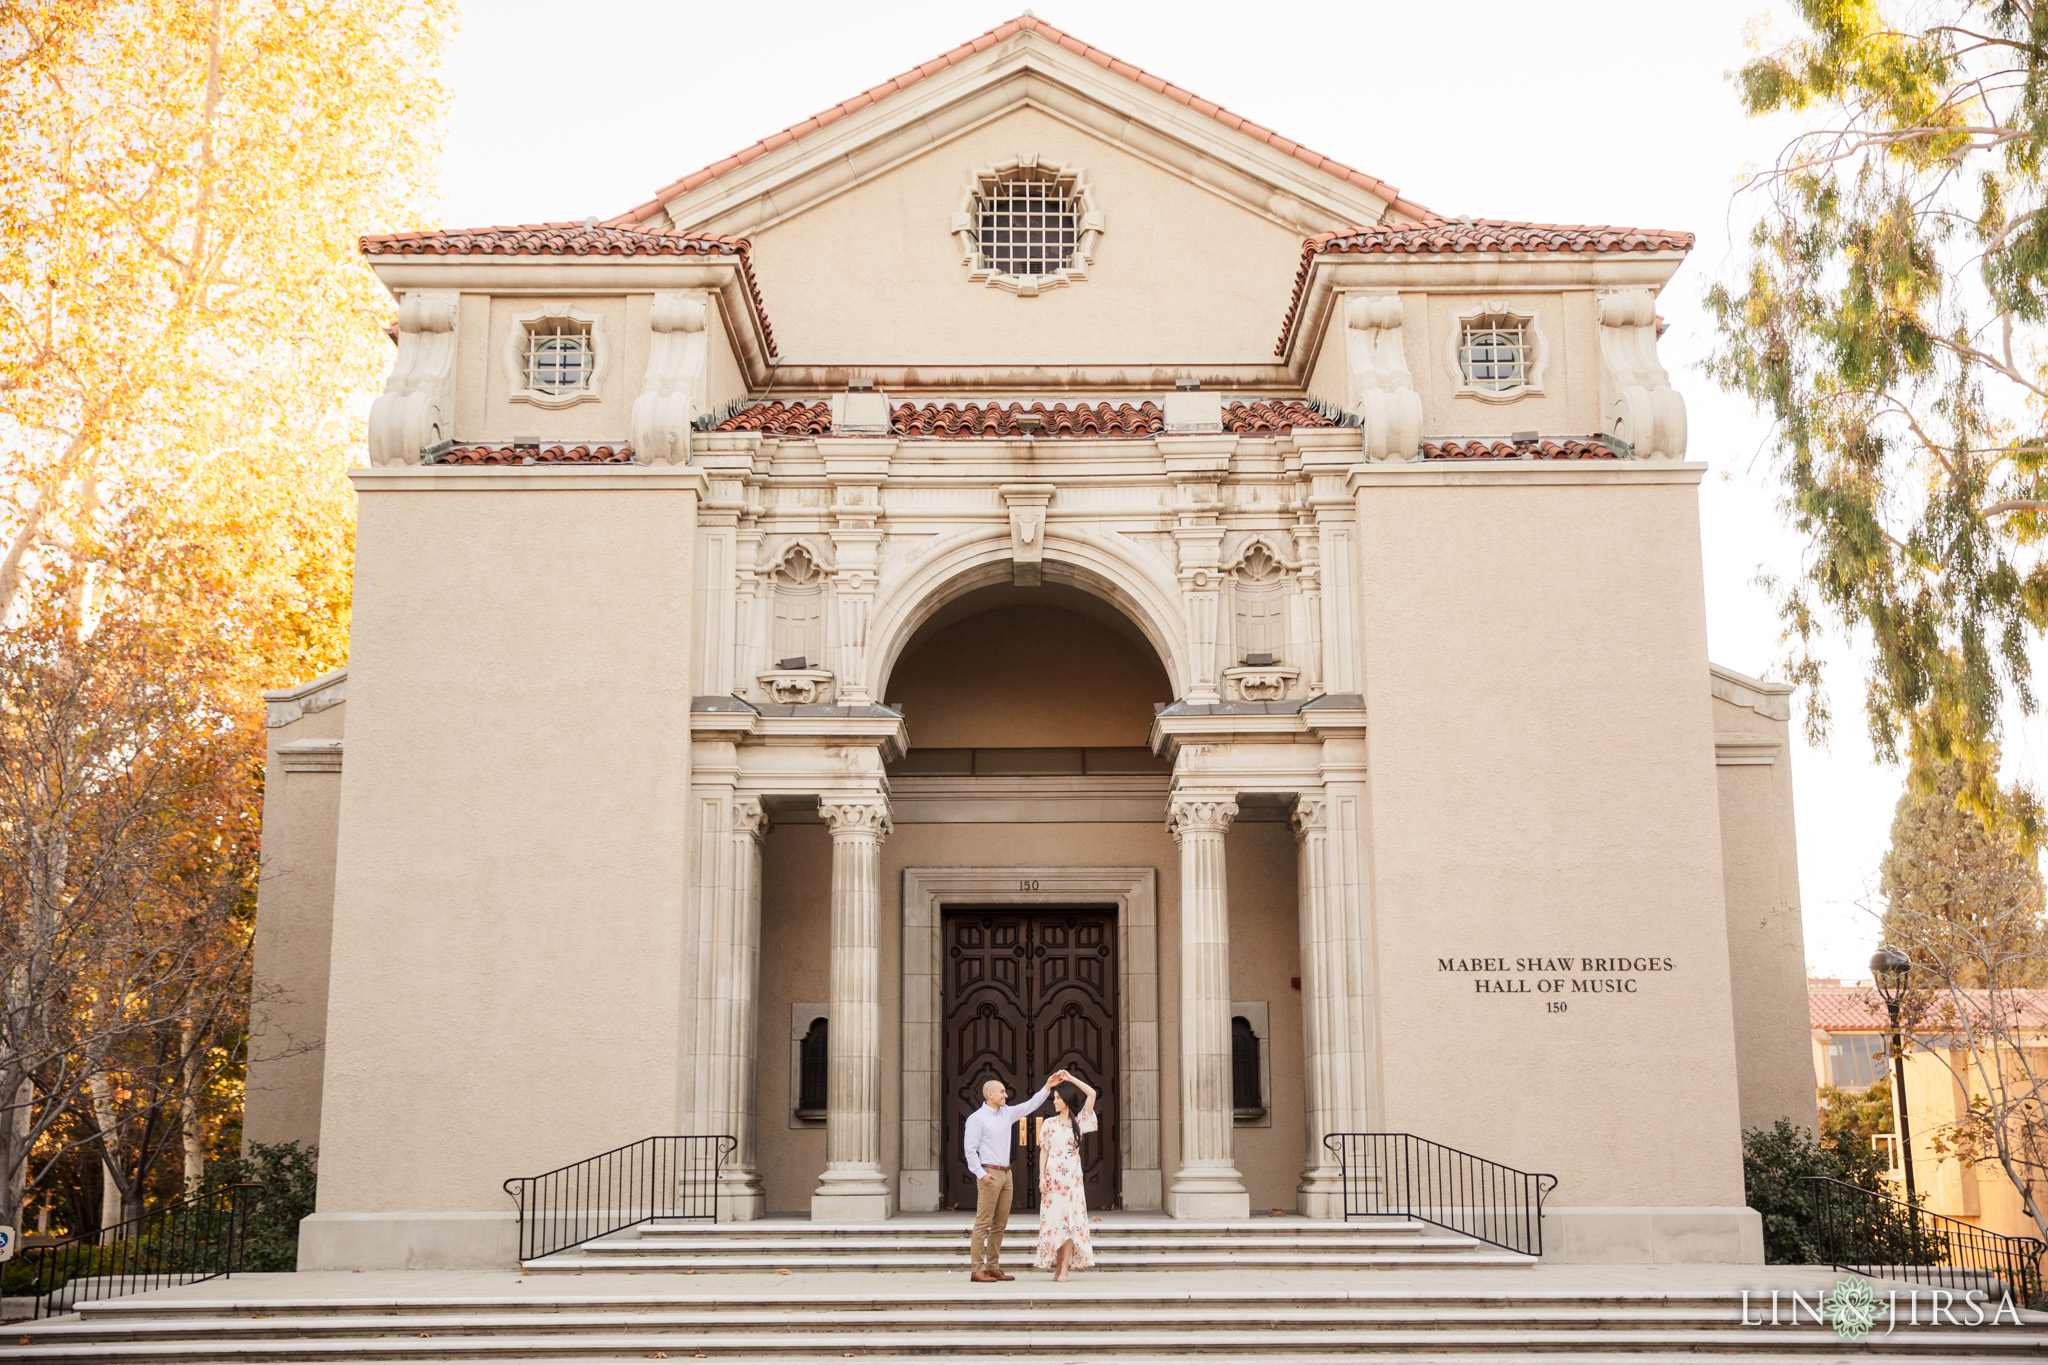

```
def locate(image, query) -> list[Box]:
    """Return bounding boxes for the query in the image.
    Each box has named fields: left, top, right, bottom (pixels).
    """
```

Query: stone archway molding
left=869, top=529, right=1188, bottom=699
left=899, top=866, right=1161, bottom=1212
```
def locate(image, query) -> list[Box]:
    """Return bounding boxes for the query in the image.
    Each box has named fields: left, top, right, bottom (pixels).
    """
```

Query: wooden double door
left=941, top=907, right=1119, bottom=1212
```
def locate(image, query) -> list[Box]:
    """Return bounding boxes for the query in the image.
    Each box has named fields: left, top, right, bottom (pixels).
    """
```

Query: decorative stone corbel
left=367, top=291, right=459, bottom=466
left=1000, top=483, right=1055, bottom=587
left=632, top=291, right=709, bottom=466
left=1596, top=290, right=1687, bottom=460
left=1344, top=294, right=1421, bottom=462
left=756, top=666, right=835, bottom=705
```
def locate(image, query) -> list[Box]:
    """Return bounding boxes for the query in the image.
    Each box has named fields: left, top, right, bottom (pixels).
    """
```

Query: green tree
left=1820, top=1075, right=1897, bottom=1157
left=1880, top=758, right=2048, bottom=986
left=1708, top=0, right=2048, bottom=821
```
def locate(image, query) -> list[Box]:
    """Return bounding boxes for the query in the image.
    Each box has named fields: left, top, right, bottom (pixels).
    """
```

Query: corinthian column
left=716, top=798, right=769, bottom=1219
left=1293, top=789, right=1375, bottom=1218
left=811, top=795, right=893, bottom=1221
left=1166, top=791, right=1250, bottom=1219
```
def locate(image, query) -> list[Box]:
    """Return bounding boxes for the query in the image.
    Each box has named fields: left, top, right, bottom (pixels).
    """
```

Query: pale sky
left=438, top=0, right=2022, bottom=981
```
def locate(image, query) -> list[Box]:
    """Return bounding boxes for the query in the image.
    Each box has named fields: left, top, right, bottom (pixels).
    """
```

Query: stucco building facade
left=247, top=14, right=1814, bottom=1270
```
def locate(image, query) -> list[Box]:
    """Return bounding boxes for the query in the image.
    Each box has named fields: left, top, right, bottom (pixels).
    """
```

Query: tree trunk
left=88, top=1074, right=128, bottom=1240
left=0, top=1073, right=29, bottom=1233
left=180, top=1019, right=204, bottom=1189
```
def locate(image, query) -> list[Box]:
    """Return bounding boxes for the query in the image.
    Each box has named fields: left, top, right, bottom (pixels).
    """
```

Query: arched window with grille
left=797, top=1017, right=829, bottom=1119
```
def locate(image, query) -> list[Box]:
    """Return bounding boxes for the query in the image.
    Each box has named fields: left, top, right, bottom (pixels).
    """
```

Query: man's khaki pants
left=970, top=1167, right=1015, bottom=1272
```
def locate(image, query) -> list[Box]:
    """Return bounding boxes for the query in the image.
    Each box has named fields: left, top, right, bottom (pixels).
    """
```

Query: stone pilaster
left=681, top=786, right=768, bottom=1220
left=1292, top=787, right=1376, bottom=1218
left=812, top=795, right=894, bottom=1221
left=1166, top=791, right=1250, bottom=1219
left=719, top=798, right=769, bottom=1218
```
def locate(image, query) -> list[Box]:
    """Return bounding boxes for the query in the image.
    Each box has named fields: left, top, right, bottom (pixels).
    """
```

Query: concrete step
left=6, top=1324, right=2048, bottom=1361
left=533, top=1216, right=1531, bottom=1272
left=10, top=1286, right=2044, bottom=1360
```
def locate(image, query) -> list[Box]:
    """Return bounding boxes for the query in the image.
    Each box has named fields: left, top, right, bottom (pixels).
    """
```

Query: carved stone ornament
left=757, top=667, right=835, bottom=705
left=950, top=155, right=1106, bottom=297
left=1596, top=289, right=1688, bottom=460
left=1289, top=796, right=1327, bottom=838
left=734, top=797, right=771, bottom=843
left=367, top=291, right=459, bottom=466
left=1000, top=483, right=1055, bottom=586
left=819, top=799, right=893, bottom=841
left=1344, top=294, right=1422, bottom=461
left=1221, top=664, right=1299, bottom=702
left=1443, top=298, right=1547, bottom=403
left=1167, top=794, right=1239, bottom=841
left=502, top=302, right=609, bottom=410
left=631, top=291, right=708, bottom=465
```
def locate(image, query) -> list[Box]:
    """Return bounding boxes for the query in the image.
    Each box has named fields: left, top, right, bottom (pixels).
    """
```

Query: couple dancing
left=963, top=1068, right=1097, bottom=1282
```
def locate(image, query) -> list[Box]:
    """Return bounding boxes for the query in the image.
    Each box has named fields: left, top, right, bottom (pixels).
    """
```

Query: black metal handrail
left=1803, top=1175, right=2046, bottom=1303
left=503, top=1135, right=734, bottom=1262
left=1324, top=1132, right=1556, bottom=1256
left=17, top=1182, right=260, bottom=1320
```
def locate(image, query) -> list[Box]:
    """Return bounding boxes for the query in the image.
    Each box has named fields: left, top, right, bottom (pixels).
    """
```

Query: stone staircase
left=6, top=1269, right=2048, bottom=1361
left=522, top=1212, right=1532, bottom=1273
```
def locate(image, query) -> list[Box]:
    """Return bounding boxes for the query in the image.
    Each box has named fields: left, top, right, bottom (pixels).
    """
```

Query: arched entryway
left=883, top=583, right=1173, bottom=1213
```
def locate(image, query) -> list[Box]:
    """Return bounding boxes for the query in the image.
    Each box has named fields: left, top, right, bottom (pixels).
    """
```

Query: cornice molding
left=349, top=467, right=711, bottom=494
left=263, top=668, right=348, bottom=728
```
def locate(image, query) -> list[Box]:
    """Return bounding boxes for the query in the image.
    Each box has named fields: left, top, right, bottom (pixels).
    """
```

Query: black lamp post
left=1871, top=943, right=1917, bottom=1205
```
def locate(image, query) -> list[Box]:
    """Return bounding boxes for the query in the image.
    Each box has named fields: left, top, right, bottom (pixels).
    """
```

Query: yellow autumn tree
left=0, top=0, right=451, bottom=681
left=0, top=0, right=453, bottom=1229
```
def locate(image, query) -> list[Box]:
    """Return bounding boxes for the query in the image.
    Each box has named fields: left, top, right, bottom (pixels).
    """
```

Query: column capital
left=734, top=796, right=770, bottom=843
left=820, top=797, right=892, bottom=842
left=1290, top=794, right=1327, bottom=838
left=1167, top=792, right=1238, bottom=842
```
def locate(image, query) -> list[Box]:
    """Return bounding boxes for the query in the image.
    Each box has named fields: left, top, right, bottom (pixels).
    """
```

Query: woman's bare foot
left=1054, top=1239, right=1073, bottom=1282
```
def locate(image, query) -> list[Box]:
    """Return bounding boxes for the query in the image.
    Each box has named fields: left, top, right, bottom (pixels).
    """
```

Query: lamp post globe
left=1871, top=944, right=1912, bottom=1003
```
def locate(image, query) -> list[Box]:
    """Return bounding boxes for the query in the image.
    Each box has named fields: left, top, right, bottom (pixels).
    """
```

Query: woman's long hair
left=1053, top=1080, right=1086, bottom=1118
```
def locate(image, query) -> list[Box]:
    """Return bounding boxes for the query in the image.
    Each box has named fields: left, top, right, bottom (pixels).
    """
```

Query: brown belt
left=983, top=1164, right=1009, bottom=1171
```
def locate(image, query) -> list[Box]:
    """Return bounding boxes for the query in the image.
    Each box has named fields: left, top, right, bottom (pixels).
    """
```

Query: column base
left=1167, top=1161, right=1250, bottom=1220
left=811, top=1164, right=894, bottom=1222
left=1296, top=1160, right=1349, bottom=1220
left=718, top=1171, right=767, bottom=1222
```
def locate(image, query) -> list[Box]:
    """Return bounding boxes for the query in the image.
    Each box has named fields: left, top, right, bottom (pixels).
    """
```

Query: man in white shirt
left=963, top=1070, right=1064, bottom=1281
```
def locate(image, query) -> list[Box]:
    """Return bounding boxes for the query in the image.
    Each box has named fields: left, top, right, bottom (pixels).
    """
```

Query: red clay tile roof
left=1274, top=220, right=1695, bottom=357
left=1810, top=988, right=1889, bottom=1032
left=710, top=399, right=1339, bottom=439
left=360, top=224, right=779, bottom=358
left=1421, top=438, right=1619, bottom=461
left=606, top=15, right=1439, bottom=229
left=361, top=223, right=749, bottom=257
left=435, top=443, right=635, bottom=466
left=716, top=401, right=834, bottom=436
left=1811, top=985, right=2048, bottom=1032
left=1314, top=221, right=1695, bottom=257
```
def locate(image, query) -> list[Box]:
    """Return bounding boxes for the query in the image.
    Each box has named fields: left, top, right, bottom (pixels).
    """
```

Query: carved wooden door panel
left=941, top=908, right=1119, bottom=1213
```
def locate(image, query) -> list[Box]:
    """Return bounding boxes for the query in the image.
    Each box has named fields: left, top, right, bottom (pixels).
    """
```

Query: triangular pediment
left=612, top=15, right=1433, bottom=243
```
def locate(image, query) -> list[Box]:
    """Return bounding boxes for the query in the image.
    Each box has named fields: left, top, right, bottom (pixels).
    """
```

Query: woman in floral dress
left=1034, top=1070, right=1097, bottom=1280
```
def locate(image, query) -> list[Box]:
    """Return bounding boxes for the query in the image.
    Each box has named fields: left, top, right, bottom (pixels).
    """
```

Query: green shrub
left=204, top=1141, right=317, bottom=1272
left=1744, top=1118, right=1926, bottom=1265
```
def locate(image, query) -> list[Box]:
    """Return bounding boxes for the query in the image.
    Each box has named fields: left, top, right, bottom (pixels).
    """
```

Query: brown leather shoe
left=990, top=1269, right=1015, bottom=1281
left=970, top=1270, right=999, bottom=1282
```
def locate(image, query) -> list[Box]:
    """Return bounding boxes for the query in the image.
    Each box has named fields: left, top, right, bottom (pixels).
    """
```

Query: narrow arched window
left=797, top=1017, right=829, bottom=1116
left=1231, top=1015, right=1264, bottom=1117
